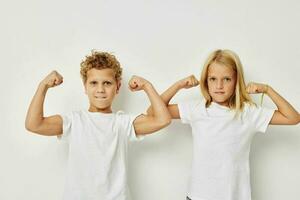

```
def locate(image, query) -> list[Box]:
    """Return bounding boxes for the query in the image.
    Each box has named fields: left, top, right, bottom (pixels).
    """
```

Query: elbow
left=295, top=117, right=300, bottom=125
left=291, top=114, right=300, bottom=125
left=25, top=123, right=36, bottom=133
left=157, top=115, right=172, bottom=129
left=162, top=119, right=172, bottom=128
left=287, top=117, right=300, bottom=125
left=25, top=120, right=33, bottom=132
left=291, top=121, right=299, bottom=125
left=25, top=120, right=41, bottom=134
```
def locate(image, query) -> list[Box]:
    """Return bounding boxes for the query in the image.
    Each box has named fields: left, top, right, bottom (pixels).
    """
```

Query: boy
left=25, top=51, right=171, bottom=200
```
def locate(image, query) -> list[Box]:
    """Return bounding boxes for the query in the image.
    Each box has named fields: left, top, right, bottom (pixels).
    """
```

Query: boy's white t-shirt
left=178, top=100, right=275, bottom=200
left=59, top=110, right=141, bottom=200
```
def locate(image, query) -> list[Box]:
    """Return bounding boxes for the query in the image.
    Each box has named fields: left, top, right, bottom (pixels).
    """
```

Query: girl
left=149, top=49, right=299, bottom=200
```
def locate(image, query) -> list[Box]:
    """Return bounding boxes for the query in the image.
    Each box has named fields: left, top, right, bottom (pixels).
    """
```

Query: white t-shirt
left=59, top=110, right=141, bottom=200
left=178, top=100, right=275, bottom=200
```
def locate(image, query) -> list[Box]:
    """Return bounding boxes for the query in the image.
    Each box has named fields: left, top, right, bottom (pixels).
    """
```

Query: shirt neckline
left=210, top=102, right=231, bottom=110
left=85, top=110, right=115, bottom=116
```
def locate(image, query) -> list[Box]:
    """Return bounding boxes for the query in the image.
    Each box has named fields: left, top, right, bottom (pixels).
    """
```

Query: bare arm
left=247, top=82, right=300, bottom=125
left=147, top=75, right=199, bottom=119
left=25, top=71, right=64, bottom=136
left=129, top=76, right=171, bottom=135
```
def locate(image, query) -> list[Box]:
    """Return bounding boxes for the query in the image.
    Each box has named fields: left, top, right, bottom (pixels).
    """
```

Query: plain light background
left=1, top=0, right=299, bottom=199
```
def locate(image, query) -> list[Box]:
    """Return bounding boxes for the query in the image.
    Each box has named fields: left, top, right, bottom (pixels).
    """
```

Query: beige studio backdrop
left=1, top=0, right=300, bottom=200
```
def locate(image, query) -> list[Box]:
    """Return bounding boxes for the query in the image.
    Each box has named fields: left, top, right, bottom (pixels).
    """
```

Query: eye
left=103, top=81, right=112, bottom=85
left=224, top=77, right=231, bottom=82
left=90, top=81, right=97, bottom=85
left=208, top=77, right=216, bottom=82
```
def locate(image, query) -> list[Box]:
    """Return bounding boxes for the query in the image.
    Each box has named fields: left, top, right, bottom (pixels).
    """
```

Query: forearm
left=143, top=83, right=171, bottom=122
left=147, top=81, right=182, bottom=115
left=266, top=86, right=299, bottom=122
left=160, top=81, right=182, bottom=104
left=25, top=83, right=48, bottom=130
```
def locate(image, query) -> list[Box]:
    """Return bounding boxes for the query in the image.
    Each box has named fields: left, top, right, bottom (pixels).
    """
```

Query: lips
left=95, top=96, right=107, bottom=99
left=214, top=92, right=225, bottom=94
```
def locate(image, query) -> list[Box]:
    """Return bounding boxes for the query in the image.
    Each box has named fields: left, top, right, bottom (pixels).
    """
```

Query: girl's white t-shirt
left=59, top=110, right=140, bottom=200
left=178, top=100, right=275, bottom=200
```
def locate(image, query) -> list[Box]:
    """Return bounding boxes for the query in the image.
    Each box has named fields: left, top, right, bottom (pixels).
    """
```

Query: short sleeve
left=117, top=111, right=144, bottom=142
left=128, top=114, right=144, bottom=142
left=57, top=112, right=73, bottom=141
left=249, top=105, right=275, bottom=133
left=178, top=100, right=203, bottom=124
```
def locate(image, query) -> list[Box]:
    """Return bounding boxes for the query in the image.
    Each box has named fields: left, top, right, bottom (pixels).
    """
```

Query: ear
left=116, top=81, right=121, bottom=94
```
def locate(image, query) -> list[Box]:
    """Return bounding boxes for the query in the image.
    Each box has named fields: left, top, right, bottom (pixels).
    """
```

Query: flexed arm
left=129, top=75, right=171, bottom=135
left=246, top=82, right=300, bottom=125
left=25, top=71, right=64, bottom=136
left=147, top=75, right=199, bottom=119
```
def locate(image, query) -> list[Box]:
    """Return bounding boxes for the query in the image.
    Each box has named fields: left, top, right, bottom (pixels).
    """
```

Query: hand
left=40, top=70, right=63, bottom=89
left=177, top=75, right=199, bottom=89
left=128, top=75, right=151, bottom=91
left=246, top=82, right=268, bottom=94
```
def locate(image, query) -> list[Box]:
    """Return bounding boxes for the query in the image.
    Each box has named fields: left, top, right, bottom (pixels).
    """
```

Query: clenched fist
left=41, top=70, right=63, bottom=89
left=128, top=75, right=151, bottom=91
left=246, top=82, right=268, bottom=94
left=177, top=75, right=199, bottom=89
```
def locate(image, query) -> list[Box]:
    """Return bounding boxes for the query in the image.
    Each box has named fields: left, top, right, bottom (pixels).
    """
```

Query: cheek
left=207, top=81, right=213, bottom=90
left=227, top=82, right=236, bottom=94
left=108, top=87, right=118, bottom=95
left=85, top=87, right=94, bottom=96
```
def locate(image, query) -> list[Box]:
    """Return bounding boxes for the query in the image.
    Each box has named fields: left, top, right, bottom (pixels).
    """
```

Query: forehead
left=208, top=62, right=235, bottom=76
left=86, top=68, right=116, bottom=81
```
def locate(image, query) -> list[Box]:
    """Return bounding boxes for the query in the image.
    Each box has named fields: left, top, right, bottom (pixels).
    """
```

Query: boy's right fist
left=128, top=75, right=151, bottom=91
left=41, top=70, right=63, bottom=89
left=177, top=75, right=199, bottom=89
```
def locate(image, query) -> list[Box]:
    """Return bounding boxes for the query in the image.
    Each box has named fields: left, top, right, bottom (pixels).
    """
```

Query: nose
left=216, top=80, right=224, bottom=89
left=96, top=84, right=105, bottom=93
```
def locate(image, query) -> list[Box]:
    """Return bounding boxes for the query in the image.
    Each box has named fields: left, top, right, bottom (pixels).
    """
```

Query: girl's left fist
left=246, top=82, right=268, bottom=94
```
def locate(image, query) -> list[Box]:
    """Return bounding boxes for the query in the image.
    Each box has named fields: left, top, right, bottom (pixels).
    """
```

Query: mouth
left=95, top=96, right=107, bottom=99
left=214, top=92, right=225, bottom=95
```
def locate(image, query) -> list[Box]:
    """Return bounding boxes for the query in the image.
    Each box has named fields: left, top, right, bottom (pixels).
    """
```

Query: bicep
left=133, top=114, right=170, bottom=135
left=168, top=104, right=180, bottom=119
left=269, top=110, right=297, bottom=125
left=35, top=115, right=63, bottom=136
left=133, top=104, right=181, bottom=135
left=133, top=114, right=155, bottom=135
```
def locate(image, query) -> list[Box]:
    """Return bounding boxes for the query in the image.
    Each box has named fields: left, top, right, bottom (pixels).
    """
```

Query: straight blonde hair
left=200, top=49, right=254, bottom=113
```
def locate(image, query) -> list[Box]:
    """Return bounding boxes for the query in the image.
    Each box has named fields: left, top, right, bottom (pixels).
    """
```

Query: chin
left=212, top=98, right=229, bottom=105
left=90, top=102, right=112, bottom=110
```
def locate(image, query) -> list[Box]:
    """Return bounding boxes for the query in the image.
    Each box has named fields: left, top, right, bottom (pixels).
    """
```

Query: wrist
left=143, top=81, right=153, bottom=90
left=264, top=84, right=269, bottom=94
left=175, top=81, right=184, bottom=90
left=38, top=82, right=49, bottom=91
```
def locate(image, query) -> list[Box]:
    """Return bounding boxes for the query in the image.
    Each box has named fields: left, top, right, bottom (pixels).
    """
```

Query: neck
left=88, top=107, right=112, bottom=113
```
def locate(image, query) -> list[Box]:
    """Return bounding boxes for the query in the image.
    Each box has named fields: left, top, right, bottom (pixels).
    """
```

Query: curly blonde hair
left=80, top=51, right=122, bottom=83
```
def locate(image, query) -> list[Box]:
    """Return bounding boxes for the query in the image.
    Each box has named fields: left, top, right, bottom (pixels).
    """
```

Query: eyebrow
left=88, top=77, right=115, bottom=81
left=208, top=75, right=233, bottom=77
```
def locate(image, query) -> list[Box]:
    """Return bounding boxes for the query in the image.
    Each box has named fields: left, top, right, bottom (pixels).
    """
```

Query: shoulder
left=61, top=110, right=90, bottom=123
left=178, top=98, right=207, bottom=122
left=242, top=102, right=274, bottom=118
left=114, top=110, right=139, bottom=133
left=242, top=102, right=257, bottom=113
left=179, top=98, right=205, bottom=109
left=242, top=102, right=271, bottom=114
left=68, top=110, right=87, bottom=118
left=115, top=110, right=136, bottom=124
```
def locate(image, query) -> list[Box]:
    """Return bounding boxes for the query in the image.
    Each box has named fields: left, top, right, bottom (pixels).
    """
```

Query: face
left=207, top=62, right=236, bottom=107
left=84, top=68, right=120, bottom=113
